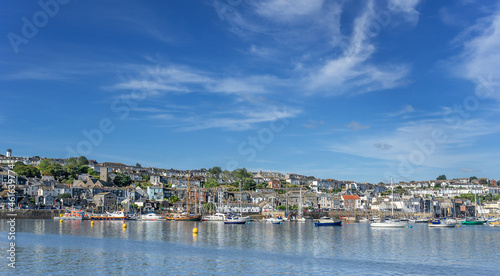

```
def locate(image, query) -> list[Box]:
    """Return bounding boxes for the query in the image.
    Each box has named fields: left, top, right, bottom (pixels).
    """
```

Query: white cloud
left=305, top=1, right=410, bottom=95
left=328, top=117, right=500, bottom=173
left=387, top=0, right=421, bottom=24
left=388, top=105, right=415, bottom=117
left=448, top=7, right=500, bottom=101
left=254, top=0, right=324, bottom=22
left=347, top=121, right=370, bottom=130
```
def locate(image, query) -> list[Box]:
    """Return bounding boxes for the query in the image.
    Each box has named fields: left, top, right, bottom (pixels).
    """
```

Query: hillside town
left=1, top=149, right=499, bottom=218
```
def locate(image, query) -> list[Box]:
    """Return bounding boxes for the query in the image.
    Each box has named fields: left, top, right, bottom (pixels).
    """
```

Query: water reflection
left=0, top=220, right=499, bottom=275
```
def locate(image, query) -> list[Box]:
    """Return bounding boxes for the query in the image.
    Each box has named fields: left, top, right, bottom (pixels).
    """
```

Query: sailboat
left=224, top=181, right=247, bottom=225
left=461, top=191, right=486, bottom=225
left=370, top=177, right=407, bottom=228
left=296, top=187, right=306, bottom=222
left=175, top=171, right=201, bottom=221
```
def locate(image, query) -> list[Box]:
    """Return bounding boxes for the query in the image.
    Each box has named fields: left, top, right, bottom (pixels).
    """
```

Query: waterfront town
left=1, top=148, right=499, bottom=219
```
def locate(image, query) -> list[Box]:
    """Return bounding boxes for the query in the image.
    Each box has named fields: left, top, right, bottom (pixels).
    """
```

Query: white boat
left=371, top=218, right=407, bottom=228
left=203, top=213, right=227, bottom=221
left=358, top=217, right=370, bottom=223
left=138, top=212, right=165, bottom=221
left=224, top=215, right=247, bottom=224
left=489, top=221, right=500, bottom=227
left=428, top=219, right=457, bottom=228
left=371, top=177, right=407, bottom=229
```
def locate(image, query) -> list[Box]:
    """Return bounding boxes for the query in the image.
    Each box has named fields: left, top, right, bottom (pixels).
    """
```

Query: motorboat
left=202, top=213, right=227, bottom=221
left=224, top=215, right=247, bottom=224
left=428, top=219, right=457, bottom=228
left=138, top=212, right=165, bottom=221
left=314, top=217, right=342, bottom=227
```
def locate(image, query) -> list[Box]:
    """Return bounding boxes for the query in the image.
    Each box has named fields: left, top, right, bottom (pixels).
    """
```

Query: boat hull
left=489, top=222, right=500, bottom=227
left=224, top=221, right=247, bottom=224
left=314, top=221, right=342, bottom=227
left=461, top=221, right=486, bottom=225
left=90, top=216, right=127, bottom=221
left=370, top=222, right=407, bottom=228
left=429, top=223, right=456, bottom=228
left=175, top=215, right=202, bottom=222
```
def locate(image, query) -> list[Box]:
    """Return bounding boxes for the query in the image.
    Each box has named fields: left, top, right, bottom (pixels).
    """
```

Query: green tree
left=233, top=168, right=251, bottom=188
left=479, top=179, right=488, bottom=185
left=64, top=162, right=79, bottom=179
left=77, top=156, right=89, bottom=167
left=469, top=176, right=478, bottom=182
left=13, top=163, right=41, bottom=178
left=434, top=183, right=442, bottom=189
left=207, top=166, right=222, bottom=180
left=88, top=167, right=99, bottom=178
left=243, top=178, right=256, bottom=191
left=169, top=196, right=180, bottom=203
left=437, top=175, right=447, bottom=180
left=205, top=179, right=219, bottom=188
left=142, top=175, right=150, bottom=181
left=203, top=202, right=215, bottom=212
left=113, top=173, right=132, bottom=187
left=136, top=163, right=141, bottom=167
left=37, top=158, right=51, bottom=172
left=47, top=163, right=65, bottom=178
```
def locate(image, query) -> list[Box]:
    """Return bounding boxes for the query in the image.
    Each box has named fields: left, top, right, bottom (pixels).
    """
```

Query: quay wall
left=0, top=209, right=65, bottom=219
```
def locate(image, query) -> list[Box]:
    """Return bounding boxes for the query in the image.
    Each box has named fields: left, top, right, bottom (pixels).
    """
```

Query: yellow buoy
left=122, top=223, right=127, bottom=229
left=91, top=221, right=94, bottom=226
left=193, top=227, right=198, bottom=234
left=60, top=214, right=63, bottom=217
left=59, top=219, right=63, bottom=223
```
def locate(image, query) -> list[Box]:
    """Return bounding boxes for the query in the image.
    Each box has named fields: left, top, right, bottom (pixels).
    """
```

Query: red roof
left=342, top=195, right=360, bottom=200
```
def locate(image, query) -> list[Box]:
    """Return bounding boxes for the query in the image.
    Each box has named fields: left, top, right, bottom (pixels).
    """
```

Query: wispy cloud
left=387, top=0, right=421, bottom=24
left=347, top=121, right=370, bottom=130
left=449, top=6, right=500, bottom=101
left=387, top=105, right=415, bottom=117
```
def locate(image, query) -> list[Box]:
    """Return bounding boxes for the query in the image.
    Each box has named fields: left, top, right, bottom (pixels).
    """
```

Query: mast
left=187, top=170, right=190, bottom=215
left=299, top=187, right=303, bottom=219
left=391, top=177, right=394, bottom=217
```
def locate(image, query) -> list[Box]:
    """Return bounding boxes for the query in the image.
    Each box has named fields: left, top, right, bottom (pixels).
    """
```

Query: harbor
left=1, top=218, right=499, bottom=275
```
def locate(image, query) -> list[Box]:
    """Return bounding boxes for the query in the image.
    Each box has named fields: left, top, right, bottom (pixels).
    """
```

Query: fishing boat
left=461, top=218, right=486, bottom=225
left=175, top=171, right=202, bottom=222
left=370, top=177, right=407, bottom=228
left=489, top=221, right=500, bottom=227
left=54, top=210, right=88, bottom=220
left=224, top=215, right=247, bottom=224
left=138, top=212, right=165, bottom=221
left=428, top=219, right=457, bottom=228
left=202, top=213, right=227, bottom=221
left=174, top=214, right=202, bottom=221
left=314, top=217, right=342, bottom=227
left=461, top=192, right=487, bottom=225
left=224, top=178, right=247, bottom=225
left=90, top=210, right=128, bottom=221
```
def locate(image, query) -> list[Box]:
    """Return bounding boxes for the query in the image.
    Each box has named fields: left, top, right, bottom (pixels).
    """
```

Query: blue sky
left=1, top=0, right=500, bottom=183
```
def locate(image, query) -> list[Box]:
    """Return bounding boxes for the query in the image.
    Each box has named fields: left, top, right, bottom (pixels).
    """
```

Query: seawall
left=0, top=209, right=65, bottom=219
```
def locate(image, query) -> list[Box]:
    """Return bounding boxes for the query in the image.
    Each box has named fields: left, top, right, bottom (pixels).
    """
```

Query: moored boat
left=202, top=213, right=227, bottom=221
left=314, top=217, right=342, bottom=227
left=138, top=212, right=165, bottom=221
left=90, top=211, right=129, bottom=221
left=429, top=219, right=457, bottom=228
left=461, top=218, right=486, bottom=225
left=54, top=210, right=88, bottom=220
left=489, top=221, right=500, bottom=227
left=224, top=216, right=247, bottom=224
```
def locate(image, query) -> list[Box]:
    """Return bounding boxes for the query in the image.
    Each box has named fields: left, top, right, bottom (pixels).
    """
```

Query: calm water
left=1, top=219, right=499, bottom=275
